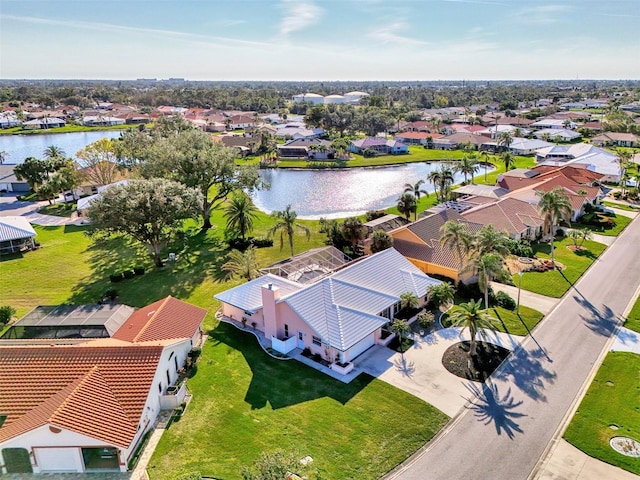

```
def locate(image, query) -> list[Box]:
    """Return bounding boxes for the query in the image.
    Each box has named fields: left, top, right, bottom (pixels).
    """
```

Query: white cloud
left=367, top=22, right=428, bottom=46
left=514, top=5, right=571, bottom=25
left=279, top=0, right=323, bottom=36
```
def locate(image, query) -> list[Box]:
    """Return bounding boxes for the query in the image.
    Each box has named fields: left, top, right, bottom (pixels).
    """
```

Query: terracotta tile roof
left=462, top=198, right=543, bottom=237
left=0, top=343, right=164, bottom=447
left=112, top=296, right=207, bottom=343
left=405, top=210, right=483, bottom=243
left=392, top=238, right=460, bottom=270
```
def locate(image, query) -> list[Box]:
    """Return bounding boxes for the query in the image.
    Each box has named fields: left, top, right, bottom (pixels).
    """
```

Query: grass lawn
left=513, top=238, right=606, bottom=298
left=0, top=124, right=146, bottom=135
left=624, top=295, right=640, bottom=333
left=602, top=201, right=640, bottom=212
left=573, top=213, right=632, bottom=237
left=489, top=305, right=545, bottom=336
left=38, top=201, right=77, bottom=217
left=148, top=323, right=448, bottom=480
left=564, top=352, right=640, bottom=476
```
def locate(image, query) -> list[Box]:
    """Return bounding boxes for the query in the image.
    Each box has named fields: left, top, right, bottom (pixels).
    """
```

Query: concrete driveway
left=355, top=327, right=524, bottom=417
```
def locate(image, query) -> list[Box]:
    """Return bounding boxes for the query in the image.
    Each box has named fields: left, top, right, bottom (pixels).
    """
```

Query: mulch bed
left=387, top=335, right=415, bottom=353
left=442, top=341, right=511, bottom=382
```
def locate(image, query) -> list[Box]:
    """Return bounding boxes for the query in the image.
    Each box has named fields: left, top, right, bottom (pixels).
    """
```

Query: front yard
left=572, top=212, right=632, bottom=237
left=624, top=295, right=640, bottom=334
left=564, top=352, right=640, bottom=475
left=513, top=238, right=607, bottom=298
left=148, top=323, right=449, bottom=480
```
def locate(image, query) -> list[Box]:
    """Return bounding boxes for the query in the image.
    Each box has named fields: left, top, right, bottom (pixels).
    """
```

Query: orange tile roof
left=112, top=296, right=207, bottom=343
left=0, top=343, right=164, bottom=448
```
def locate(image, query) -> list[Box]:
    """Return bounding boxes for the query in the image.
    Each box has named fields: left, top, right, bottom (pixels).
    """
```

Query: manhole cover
left=610, top=436, right=640, bottom=457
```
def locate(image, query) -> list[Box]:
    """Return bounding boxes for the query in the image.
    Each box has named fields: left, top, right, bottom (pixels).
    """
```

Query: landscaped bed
left=564, top=352, right=640, bottom=475
left=147, top=323, right=449, bottom=480
left=441, top=341, right=511, bottom=382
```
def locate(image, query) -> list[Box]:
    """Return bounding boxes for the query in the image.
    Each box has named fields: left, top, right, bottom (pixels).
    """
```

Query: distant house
left=591, top=132, right=638, bottom=148
left=530, top=118, right=576, bottom=130
left=393, top=131, right=432, bottom=145
left=535, top=143, right=621, bottom=183
left=227, top=115, right=255, bottom=130
left=22, top=117, right=66, bottom=129
left=461, top=198, right=544, bottom=241
left=432, top=133, right=486, bottom=150
left=0, top=216, right=37, bottom=255
left=82, top=116, right=125, bottom=127
left=275, top=125, right=324, bottom=140
left=0, top=112, right=20, bottom=128
left=0, top=296, right=207, bottom=474
left=277, top=139, right=334, bottom=159
left=533, top=128, right=581, bottom=142
left=508, top=137, right=553, bottom=156
left=349, top=137, right=408, bottom=155
left=0, top=165, right=30, bottom=193
left=217, top=135, right=258, bottom=156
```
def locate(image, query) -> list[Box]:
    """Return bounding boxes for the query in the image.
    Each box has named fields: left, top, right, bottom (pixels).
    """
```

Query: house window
left=174, top=356, right=178, bottom=371
left=284, top=324, right=289, bottom=337
left=312, top=336, right=321, bottom=346
left=166, top=370, right=171, bottom=385
left=158, top=383, right=162, bottom=393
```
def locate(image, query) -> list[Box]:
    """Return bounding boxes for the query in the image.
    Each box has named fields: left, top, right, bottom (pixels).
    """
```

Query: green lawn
left=624, top=295, right=640, bottom=333
left=0, top=124, right=146, bottom=135
left=573, top=213, right=632, bottom=237
left=602, top=201, right=640, bottom=212
left=38, top=201, right=77, bottom=217
left=489, top=305, right=545, bottom=336
left=564, top=352, right=640, bottom=476
left=513, top=238, right=607, bottom=298
left=148, top=323, right=448, bottom=480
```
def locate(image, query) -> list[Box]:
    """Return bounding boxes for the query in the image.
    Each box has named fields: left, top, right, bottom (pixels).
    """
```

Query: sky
left=1, top=0, right=639, bottom=81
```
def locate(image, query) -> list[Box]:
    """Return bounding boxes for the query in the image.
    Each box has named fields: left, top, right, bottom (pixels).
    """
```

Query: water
left=252, top=163, right=492, bottom=219
left=0, top=130, right=124, bottom=164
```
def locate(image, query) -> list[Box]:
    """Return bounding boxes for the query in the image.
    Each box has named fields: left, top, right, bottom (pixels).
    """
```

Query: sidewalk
left=0, top=192, right=88, bottom=226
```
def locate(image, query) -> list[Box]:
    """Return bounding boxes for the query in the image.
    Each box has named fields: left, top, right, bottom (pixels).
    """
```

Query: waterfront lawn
left=572, top=213, right=632, bottom=237
left=564, top=352, right=640, bottom=476
left=624, top=295, right=640, bottom=333
left=513, top=238, right=606, bottom=298
left=148, top=323, right=449, bottom=480
left=0, top=124, right=147, bottom=135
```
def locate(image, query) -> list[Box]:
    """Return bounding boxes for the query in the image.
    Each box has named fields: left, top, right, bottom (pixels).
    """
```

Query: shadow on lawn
left=66, top=229, right=227, bottom=307
left=208, top=323, right=373, bottom=410
left=464, top=381, right=526, bottom=439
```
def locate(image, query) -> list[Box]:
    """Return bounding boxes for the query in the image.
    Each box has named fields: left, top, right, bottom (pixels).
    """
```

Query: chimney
left=261, top=282, right=280, bottom=340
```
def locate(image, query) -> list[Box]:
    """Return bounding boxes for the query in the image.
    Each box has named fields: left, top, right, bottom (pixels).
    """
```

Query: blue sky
left=1, top=0, right=639, bottom=80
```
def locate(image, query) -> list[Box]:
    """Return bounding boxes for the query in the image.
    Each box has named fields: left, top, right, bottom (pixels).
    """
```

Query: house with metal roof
left=0, top=296, right=207, bottom=474
left=215, top=248, right=441, bottom=370
left=0, top=216, right=37, bottom=255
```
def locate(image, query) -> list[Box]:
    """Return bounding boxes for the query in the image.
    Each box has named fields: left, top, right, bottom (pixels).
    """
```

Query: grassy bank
left=0, top=123, right=146, bottom=135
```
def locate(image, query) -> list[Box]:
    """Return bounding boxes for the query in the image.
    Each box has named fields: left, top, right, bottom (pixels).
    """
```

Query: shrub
left=0, top=305, right=16, bottom=325
left=365, top=210, right=387, bottom=221
left=174, top=473, right=202, bottom=480
left=104, top=289, right=118, bottom=300
left=123, top=270, right=135, bottom=279
left=417, top=311, right=435, bottom=329
left=251, top=237, right=273, bottom=248
left=188, top=347, right=202, bottom=362
left=362, top=148, right=377, bottom=158
left=109, top=273, right=124, bottom=283
left=494, top=291, right=517, bottom=310
left=312, top=353, right=322, bottom=362
left=613, top=191, right=622, bottom=199
left=133, top=266, right=145, bottom=275
left=506, top=239, right=534, bottom=258
left=302, top=347, right=311, bottom=357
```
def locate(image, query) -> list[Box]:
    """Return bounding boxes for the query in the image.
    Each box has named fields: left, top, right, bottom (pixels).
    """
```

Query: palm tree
left=457, top=155, right=480, bottom=184
left=567, top=228, right=593, bottom=249
left=389, top=318, right=411, bottom=355
left=404, top=179, right=429, bottom=203
left=341, top=217, right=367, bottom=255
left=224, top=192, right=258, bottom=240
left=371, top=230, right=393, bottom=253
left=537, top=187, right=572, bottom=266
left=43, top=145, right=66, bottom=159
left=473, top=224, right=510, bottom=258
left=397, top=192, right=417, bottom=221
left=480, top=151, right=492, bottom=184
left=223, top=247, right=260, bottom=280
left=500, top=151, right=514, bottom=171
left=464, top=253, right=508, bottom=309
left=427, top=282, right=455, bottom=312
left=428, top=164, right=455, bottom=203
left=616, top=148, right=632, bottom=189
left=496, top=131, right=513, bottom=152
left=447, top=299, right=497, bottom=358
left=440, top=220, right=473, bottom=286
left=268, top=205, right=310, bottom=257
left=0, top=150, right=8, bottom=165
left=399, top=291, right=419, bottom=313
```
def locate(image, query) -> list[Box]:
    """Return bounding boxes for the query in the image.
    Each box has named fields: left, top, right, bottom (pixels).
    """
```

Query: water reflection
left=252, top=162, right=490, bottom=219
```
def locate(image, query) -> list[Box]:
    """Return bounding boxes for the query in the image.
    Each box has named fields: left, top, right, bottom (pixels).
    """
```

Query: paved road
left=387, top=214, right=640, bottom=480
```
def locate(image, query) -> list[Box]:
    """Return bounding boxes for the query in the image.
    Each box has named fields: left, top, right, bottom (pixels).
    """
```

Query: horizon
left=2, top=0, right=639, bottom=81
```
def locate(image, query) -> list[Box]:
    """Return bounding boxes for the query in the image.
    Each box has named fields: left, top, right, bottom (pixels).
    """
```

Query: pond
left=252, top=162, right=493, bottom=219
left=0, top=130, right=124, bottom=164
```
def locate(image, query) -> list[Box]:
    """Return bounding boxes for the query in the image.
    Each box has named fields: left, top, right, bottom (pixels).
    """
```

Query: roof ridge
left=132, top=296, right=172, bottom=342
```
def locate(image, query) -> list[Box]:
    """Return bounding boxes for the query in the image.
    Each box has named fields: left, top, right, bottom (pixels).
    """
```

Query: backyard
left=147, top=323, right=449, bottom=480
left=564, top=352, right=640, bottom=475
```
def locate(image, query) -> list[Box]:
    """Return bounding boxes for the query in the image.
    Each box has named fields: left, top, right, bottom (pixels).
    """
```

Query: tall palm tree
left=457, top=155, right=480, bottom=184
left=223, top=247, right=260, bottom=280
left=500, top=151, right=514, bottom=171
left=371, top=229, right=393, bottom=253
left=440, top=220, right=473, bottom=286
left=464, top=252, right=508, bottom=309
left=399, top=291, right=419, bottom=312
left=480, top=151, right=492, bottom=183
left=473, top=224, right=510, bottom=258
left=389, top=318, right=411, bottom=356
left=341, top=217, right=367, bottom=255
left=537, top=187, right=572, bottom=266
left=404, top=179, right=429, bottom=203
left=427, top=282, right=455, bottom=311
left=224, top=192, right=259, bottom=240
left=447, top=299, right=497, bottom=358
left=616, top=148, right=632, bottom=189
left=268, top=205, right=310, bottom=257
left=496, top=131, right=513, bottom=152
left=428, top=164, right=455, bottom=203
left=397, top=192, right=417, bottom=221
left=43, top=145, right=66, bottom=159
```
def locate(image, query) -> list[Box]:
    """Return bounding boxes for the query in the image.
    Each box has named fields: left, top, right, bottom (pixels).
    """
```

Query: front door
left=297, top=331, right=305, bottom=349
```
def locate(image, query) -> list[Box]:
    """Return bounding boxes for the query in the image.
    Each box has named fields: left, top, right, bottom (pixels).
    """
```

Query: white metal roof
left=0, top=216, right=36, bottom=242
left=214, top=273, right=303, bottom=313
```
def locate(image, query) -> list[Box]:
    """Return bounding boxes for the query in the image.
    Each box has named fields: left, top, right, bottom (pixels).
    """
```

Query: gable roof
left=214, top=274, right=304, bottom=314
left=112, top=296, right=207, bottom=343
left=462, top=198, right=543, bottom=236
left=0, top=342, right=164, bottom=448
left=0, top=216, right=37, bottom=242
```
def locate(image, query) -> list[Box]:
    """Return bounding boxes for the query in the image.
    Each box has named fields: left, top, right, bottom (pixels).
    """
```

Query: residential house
left=217, top=135, right=259, bottom=156
left=277, top=139, right=334, bottom=159
left=349, top=137, right=408, bottom=155
left=215, top=248, right=441, bottom=366
left=275, top=125, right=324, bottom=141
left=432, top=133, right=487, bottom=150
left=0, top=112, right=20, bottom=128
left=82, top=116, right=125, bottom=127
left=0, top=296, right=207, bottom=474
left=535, top=143, right=621, bottom=183
left=461, top=198, right=544, bottom=241
left=227, top=115, right=255, bottom=130
left=402, top=120, right=432, bottom=132
left=0, top=165, right=30, bottom=193
left=591, top=132, right=639, bottom=148
left=533, top=128, right=582, bottom=142
left=508, top=137, right=553, bottom=156
left=393, top=131, right=440, bottom=146
left=0, top=216, right=37, bottom=255
left=22, top=117, right=66, bottom=129
left=530, top=118, right=576, bottom=130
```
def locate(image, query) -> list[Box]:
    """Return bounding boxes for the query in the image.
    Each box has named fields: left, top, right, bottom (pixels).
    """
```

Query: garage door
left=348, top=333, right=375, bottom=360
left=34, top=447, right=81, bottom=473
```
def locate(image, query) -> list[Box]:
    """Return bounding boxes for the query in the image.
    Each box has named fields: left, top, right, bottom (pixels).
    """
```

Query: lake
left=252, top=163, right=492, bottom=219
left=0, top=130, right=124, bottom=164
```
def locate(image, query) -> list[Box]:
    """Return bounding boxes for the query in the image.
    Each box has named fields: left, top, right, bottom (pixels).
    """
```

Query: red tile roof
left=112, top=296, right=207, bottom=343
left=0, top=343, right=164, bottom=447
left=462, top=198, right=543, bottom=236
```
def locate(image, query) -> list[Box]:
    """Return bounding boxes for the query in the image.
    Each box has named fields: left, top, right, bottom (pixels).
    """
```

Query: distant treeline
left=0, top=79, right=638, bottom=113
